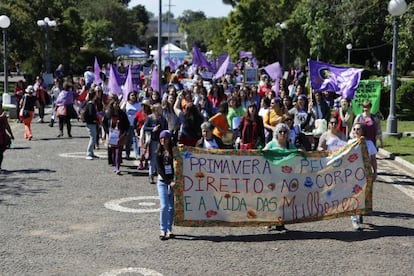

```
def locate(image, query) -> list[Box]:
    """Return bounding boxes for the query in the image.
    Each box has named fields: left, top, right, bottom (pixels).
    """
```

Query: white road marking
left=100, top=267, right=163, bottom=276
left=104, top=196, right=159, bottom=213
left=59, top=151, right=107, bottom=159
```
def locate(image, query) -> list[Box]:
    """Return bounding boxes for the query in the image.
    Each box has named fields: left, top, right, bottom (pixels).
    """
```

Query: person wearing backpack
left=84, top=91, right=99, bottom=160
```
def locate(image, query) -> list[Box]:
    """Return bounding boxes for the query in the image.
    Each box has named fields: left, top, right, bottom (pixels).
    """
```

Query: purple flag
left=309, top=60, right=364, bottom=99
left=192, top=46, right=212, bottom=71
left=263, top=62, right=282, bottom=81
left=252, top=58, right=258, bottom=69
left=122, top=65, right=134, bottom=103
left=213, top=55, right=230, bottom=80
left=108, top=64, right=122, bottom=96
left=113, top=66, right=126, bottom=86
left=167, top=56, right=177, bottom=72
left=239, top=51, right=253, bottom=59
left=93, top=57, right=102, bottom=85
left=211, top=58, right=217, bottom=73
left=217, top=53, right=228, bottom=70
left=150, top=66, right=159, bottom=92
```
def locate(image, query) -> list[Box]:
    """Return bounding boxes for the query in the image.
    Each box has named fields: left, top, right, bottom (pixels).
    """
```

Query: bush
left=397, top=81, right=414, bottom=114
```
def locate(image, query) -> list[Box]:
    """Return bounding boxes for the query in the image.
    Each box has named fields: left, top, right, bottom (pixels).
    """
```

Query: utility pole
left=165, top=0, right=175, bottom=59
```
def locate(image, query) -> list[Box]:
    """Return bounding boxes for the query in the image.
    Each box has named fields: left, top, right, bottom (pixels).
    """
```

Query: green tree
left=182, top=18, right=226, bottom=52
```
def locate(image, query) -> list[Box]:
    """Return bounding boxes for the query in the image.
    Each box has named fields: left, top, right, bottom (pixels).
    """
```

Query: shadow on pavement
left=0, top=168, right=56, bottom=174
left=8, top=146, right=31, bottom=150
left=370, top=210, right=414, bottom=219
left=0, top=175, right=59, bottom=206
left=37, top=136, right=89, bottom=141
left=173, top=224, right=414, bottom=243
left=172, top=211, right=414, bottom=243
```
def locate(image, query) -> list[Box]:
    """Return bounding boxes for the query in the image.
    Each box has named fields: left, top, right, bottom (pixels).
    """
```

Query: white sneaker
left=351, top=215, right=361, bottom=230
left=85, top=156, right=93, bottom=160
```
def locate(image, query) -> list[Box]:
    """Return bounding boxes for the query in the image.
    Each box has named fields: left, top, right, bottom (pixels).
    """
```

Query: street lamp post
left=346, top=43, right=352, bottom=65
left=158, top=0, right=162, bottom=94
left=385, top=0, right=408, bottom=137
left=0, top=15, right=11, bottom=97
left=37, top=17, right=56, bottom=74
left=276, top=22, right=287, bottom=69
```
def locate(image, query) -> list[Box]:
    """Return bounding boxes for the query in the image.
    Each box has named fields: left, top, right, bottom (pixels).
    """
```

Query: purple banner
left=309, top=60, right=364, bottom=99
left=239, top=51, right=253, bottom=59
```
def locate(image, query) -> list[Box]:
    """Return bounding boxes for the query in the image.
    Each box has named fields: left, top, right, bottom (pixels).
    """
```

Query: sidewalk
left=378, top=148, right=414, bottom=175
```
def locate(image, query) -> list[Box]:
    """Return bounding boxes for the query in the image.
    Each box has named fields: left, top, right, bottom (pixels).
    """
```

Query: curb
left=378, top=148, right=414, bottom=173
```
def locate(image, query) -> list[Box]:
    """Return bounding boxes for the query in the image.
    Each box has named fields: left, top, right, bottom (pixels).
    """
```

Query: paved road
left=1, top=115, right=414, bottom=275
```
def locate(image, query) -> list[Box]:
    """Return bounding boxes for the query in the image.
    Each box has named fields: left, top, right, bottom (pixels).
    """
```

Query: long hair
left=157, top=136, right=173, bottom=158
left=106, top=96, right=120, bottom=117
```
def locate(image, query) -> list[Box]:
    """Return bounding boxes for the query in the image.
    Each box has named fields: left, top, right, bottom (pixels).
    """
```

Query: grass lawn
left=380, top=121, right=414, bottom=164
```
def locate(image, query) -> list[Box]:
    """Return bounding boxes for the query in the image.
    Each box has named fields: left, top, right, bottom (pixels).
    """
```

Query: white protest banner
left=173, top=139, right=373, bottom=227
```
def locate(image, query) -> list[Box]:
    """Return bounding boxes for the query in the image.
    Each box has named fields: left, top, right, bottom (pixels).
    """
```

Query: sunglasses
left=329, top=121, right=337, bottom=124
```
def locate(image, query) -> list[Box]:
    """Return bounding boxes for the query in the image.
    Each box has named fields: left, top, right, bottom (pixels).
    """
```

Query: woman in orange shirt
left=209, top=101, right=232, bottom=144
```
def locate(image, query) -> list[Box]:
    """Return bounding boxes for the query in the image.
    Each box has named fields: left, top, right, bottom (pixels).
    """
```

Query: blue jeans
left=157, top=179, right=174, bottom=232
left=125, top=126, right=139, bottom=158
left=86, top=124, right=97, bottom=157
left=149, top=140, right=158, bottom=176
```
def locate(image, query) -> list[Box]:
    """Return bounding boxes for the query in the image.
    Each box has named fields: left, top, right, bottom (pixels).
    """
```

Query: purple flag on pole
left=150, top=66, right=159, bottom=92
left=93, top=57, right=102, bottom=85
left=217, top=53, right=228, bottom=70
left=308, top=60, right=364, bottom=99
left=213, top=55, right=230, bottom=80
left=167, top=56, right=177, bottom=72
left=192, top=46, right=212, bottom=71
left=108, top=64, right=122, bottom=96
left=263, top=62, right=282, bottom=81
left=239, top=51, right=253, bottom=59
left=122, top=65, right=134, bottom=103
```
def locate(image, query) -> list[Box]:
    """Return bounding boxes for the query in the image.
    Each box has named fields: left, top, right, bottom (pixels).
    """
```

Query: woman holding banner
left=348, top=122, right=377, bottom=230
left=156, top=130, right=175, bottom=240
left=263, top=123, right=295, bottom=232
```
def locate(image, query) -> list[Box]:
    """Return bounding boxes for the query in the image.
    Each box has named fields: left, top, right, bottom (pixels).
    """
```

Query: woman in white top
left=123, top=92, right=141, bottom=159
left=317, top=117, right=347, bottom=151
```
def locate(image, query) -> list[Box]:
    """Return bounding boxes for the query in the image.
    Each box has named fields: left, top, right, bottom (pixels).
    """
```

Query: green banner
left=352, top=80, right=381, bottom=115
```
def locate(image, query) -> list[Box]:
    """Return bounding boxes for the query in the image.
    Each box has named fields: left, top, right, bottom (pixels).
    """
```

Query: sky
left=128, top=0, right=233, bottom=18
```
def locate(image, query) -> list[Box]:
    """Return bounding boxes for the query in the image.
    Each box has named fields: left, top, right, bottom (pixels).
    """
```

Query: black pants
left=38, top=104, right=45, bottom=119
left=58, top=116, right=71, bottom=135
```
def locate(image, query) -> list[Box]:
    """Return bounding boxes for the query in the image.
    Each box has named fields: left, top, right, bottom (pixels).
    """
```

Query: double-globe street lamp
left=37, top=17, right=56, bottom=74
left=385, top=0, right=408, bottom=137
left=0, top=15, right=11, bottom=98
